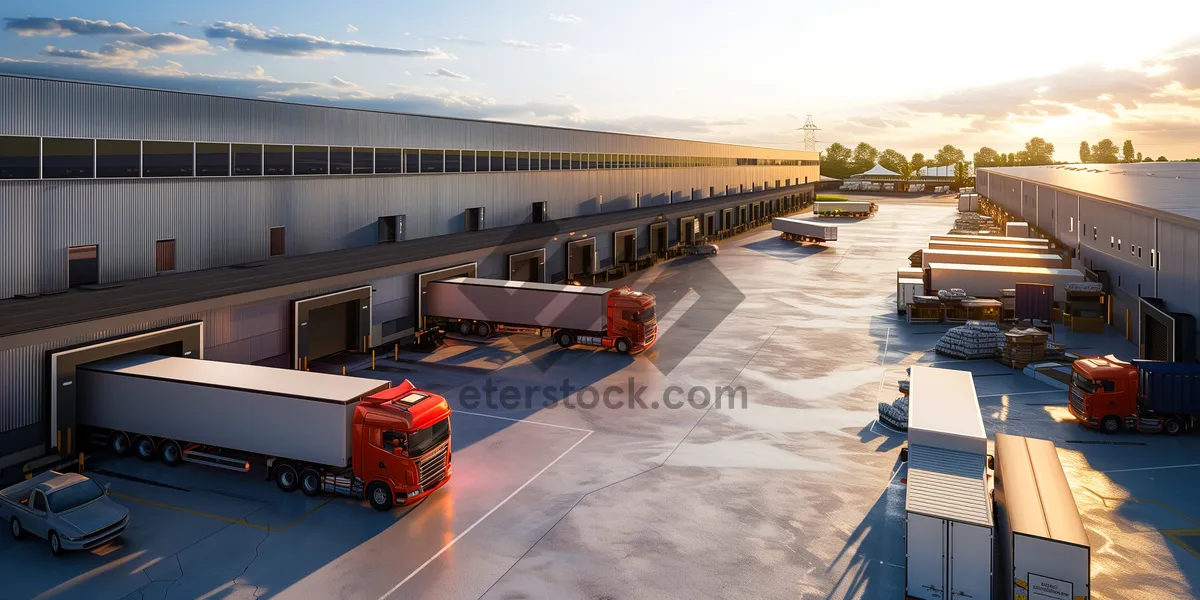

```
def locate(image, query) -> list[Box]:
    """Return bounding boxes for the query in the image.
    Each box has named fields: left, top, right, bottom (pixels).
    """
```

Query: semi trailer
left=929, top=234, right=1049, bottom=247
left=928, top=240, right=1051, bottom=254
left=1068, top=355, right=1200, bottom=435
left=920, top=249, right=1065, bottom=270
left=77, top=355, right=452, bottom=510
left=424, top=277, right=657, bottom=354
left=926, top=263, right=1084, bottom=302
left=813, top=200, right=876, bottom=217
left=773, top=217, right=837, bottom=243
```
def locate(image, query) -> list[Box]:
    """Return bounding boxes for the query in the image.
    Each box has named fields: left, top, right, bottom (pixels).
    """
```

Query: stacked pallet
left=1001, top=327, right=1049, bottom=368
left=878, top=394, right=910, bottom=430
left=935, top=320, right=1006, bottom=359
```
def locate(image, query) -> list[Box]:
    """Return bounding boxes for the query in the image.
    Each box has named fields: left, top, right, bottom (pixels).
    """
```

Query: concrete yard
left=3, top=194, right=1199, bottom=599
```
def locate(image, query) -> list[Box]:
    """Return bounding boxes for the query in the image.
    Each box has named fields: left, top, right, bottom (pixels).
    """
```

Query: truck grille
left=1069, top=389, right=1084, bottom=416
left=417, top=443, right=449, bottom=491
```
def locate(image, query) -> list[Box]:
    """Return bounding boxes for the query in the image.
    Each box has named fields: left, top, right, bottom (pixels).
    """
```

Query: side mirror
left=104, top=482, right=111, bottom=494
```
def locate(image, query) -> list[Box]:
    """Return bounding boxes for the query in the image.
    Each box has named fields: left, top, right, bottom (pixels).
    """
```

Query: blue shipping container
left=1133, top=360, right=1200, bottom=416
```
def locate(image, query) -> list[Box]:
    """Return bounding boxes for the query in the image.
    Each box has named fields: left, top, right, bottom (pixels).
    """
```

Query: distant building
left=843, top=163, right=954, bottom=192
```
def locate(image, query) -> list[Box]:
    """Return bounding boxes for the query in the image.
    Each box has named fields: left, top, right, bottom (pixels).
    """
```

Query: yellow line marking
left=110, top=491, right=331, bottom=532
left=1082, top=486, right=1200, bottom=561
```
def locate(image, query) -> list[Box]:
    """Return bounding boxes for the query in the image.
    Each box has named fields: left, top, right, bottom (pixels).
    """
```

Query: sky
left=1, top=0, right=1199, bottom=160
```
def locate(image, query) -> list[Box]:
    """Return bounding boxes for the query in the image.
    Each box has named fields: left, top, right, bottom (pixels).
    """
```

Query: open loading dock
left=291, top=286, right=373, bottom=369
left=612, top=229, right=637, bottom=266
left=1139, top=298, right=1197, bottom=362
left=649, top=222, right=669, bottom=255
left=508, top=249, right=546, bottom=283
left=566, top=238, right=597, bottom=281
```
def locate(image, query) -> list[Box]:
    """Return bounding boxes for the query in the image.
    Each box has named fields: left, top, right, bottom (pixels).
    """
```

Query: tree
left=910, top=152, right=927, bottom=171
left=1016, top=150, right=1031, bottom=166
left=820, top=142, right=852, bottom=179
left=1143, top=156, right=1153, bottom=162
left=851, top=142, right=879, bottom=175
left=974, top=147, right=1000, bottom=168
left=1007, top=153, right=1016, bottom=165
left=1079, top=141, right=1091, bottom=163
left=1136, top=151, right=1143, bottom=162
left=1122, top=140, right=1136, bottom=163
left=953, top=161, right=973, bottom=188
left=1156, top=156, right=1168, bottom=162
left=1091, top=139, right=1119, bottom=163
left=1024, top=137, right=1055, bottom=165
left=878, top=148, right=909, bottom=176
left=934, top=144, right=965, bottom=166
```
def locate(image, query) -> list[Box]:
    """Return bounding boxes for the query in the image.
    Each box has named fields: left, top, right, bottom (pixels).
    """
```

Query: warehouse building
left=977, top=163, right=1199, bottom=361
left=0, top=75, right=819, bottom=476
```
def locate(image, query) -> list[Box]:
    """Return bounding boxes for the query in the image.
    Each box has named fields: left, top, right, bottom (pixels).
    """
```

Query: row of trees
left=1079, top=139, right=1166, bottom=163
left=819, top=142, right=966, bottom=180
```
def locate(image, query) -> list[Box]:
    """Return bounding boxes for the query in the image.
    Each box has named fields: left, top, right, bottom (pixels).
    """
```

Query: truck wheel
left=899, top=447, right=908, bottom=463
left=615, top=338, right=632, bottom=354
left=1101, top=416, right=1122, bottom=434
left=457, top=321, right=473, bottom=335
left=135, top=436, right=157, bottom=462
left=474, top=321, right=492, bottom=337
left=1166, top=418, right=1185, bottom=436
left=161, top=440, right=183, bottom=466
left=300, top=468, right=322, bottom=497
left=49, top=531, right=62, bottom=557
left=10, top=517, right=22, bottom=540
left=275, top=463, right=300, bottom=492
left=110, top=431, right=132, bottom=457
left=367, top=482, right=393, bottom=511
left=556, top=331, right=575, bottom=348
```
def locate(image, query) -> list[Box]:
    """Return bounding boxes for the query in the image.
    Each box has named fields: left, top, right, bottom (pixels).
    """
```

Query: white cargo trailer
left=931, top=234, right=1048, bottom=247
left=898, top=278, right=923, bottom=313
left=77, top=355, right=391, bottom=467
left=813, top=200, right=875, bottom=217
left=958, top=193, right=980, bottom=212
left=773, top=217, right=837, bottom=243
left=1006, top=222, right=1030, bottom=237
left=921, top=249, right=1065, bottom=270
left=897, top=266, right=923, bottom=281
left=929, top=241, right=1051, bottom=254
left=927, top=263, right=1085, bottom=302
left=906, top=444, right=995, bottom=600
left=908, top=366, right=987, bottom=455
left=426, top=277, right=611, bottom=332
left=994, top=434, right=1091, bottom=600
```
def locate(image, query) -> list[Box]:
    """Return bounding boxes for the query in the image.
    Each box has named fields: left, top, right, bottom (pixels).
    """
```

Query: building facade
left=0, top=75, right=820, bottom=473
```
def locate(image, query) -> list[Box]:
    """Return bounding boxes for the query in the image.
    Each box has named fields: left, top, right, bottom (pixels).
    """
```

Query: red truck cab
left=605, top=287, right=657, bottom=353
left=354, top=380, right=452, bottom=510
left=1068, top=355, right=1138, bottom=433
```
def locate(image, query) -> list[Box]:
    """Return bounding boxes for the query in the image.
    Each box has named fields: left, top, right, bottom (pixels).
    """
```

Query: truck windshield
left=48, top=480, right=104, bottom=513
left=407, top=417, right=451, bottom=456
left=1071, top=371, right=1099, bottom=394
left=631, top=307, right=655, bottom=323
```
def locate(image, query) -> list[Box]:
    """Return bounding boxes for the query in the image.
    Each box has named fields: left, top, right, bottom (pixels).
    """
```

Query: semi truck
left=77, top=355, right=452, bottom=510
left=813, top=200, right=876, bottom=218
left=773, top=217, right=837, bottom=243
left=1068, top=355, right=1200, bottom=435
left=424, top=277, right=657, bottom=354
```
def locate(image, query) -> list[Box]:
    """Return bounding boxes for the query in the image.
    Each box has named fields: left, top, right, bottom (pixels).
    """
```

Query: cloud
left=4, top=16, right=212, bottom=55
left=439, top=35, right=486, bottom=46
left=174, top=20, right=195, bottom=27
left=546, top=42, right=572, bottom=52
left=346, top=25, right=358, bottom=33
left=845, top=116, right=911, bottom=129
left=204, top=21, right=455, bottom=59
left=548, top=13, right=583, bottom=24
left=328, top=76, right=355, bottom=87
left=426, top=68, right=469, bottom=80
left=502, top=40, right=539, bottom=50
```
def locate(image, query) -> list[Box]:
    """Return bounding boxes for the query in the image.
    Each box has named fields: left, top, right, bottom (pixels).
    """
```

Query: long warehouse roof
left=0, top=184, right=805, bottom=339
left=979, top=163, right=1200, bottom=221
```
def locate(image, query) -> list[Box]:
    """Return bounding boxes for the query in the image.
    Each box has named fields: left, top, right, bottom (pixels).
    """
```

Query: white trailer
left=906, top=444, right=995, bottom=600
left=898, top=278, right=923, bottom=314
left=773, top=217, right=837, bottom=243
left=929, top=241, right=1051, bottom=254
left=927, top=263, right=1085, bottom=302
left=1006, top=222, right=1030, bottom=237
left=908, top=366, right=987, bottom=455
left=994, top=434, right=1091, bottom=600
left=931, top=234, right=1048, bottom=247
left=426, top=277, right=611, bottom=333
left=921, top=249, right=1065, bottom=270
left=813, top=200, right=875, bottom=217
left=897, top=266, right=923, bottom=282
left=958, top=193, right=980, bottom=212
left=77, top=355, right=391, bottom=468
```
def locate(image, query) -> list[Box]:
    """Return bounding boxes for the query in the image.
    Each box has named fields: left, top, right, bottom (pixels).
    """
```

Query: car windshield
left=1071, top=371, right=1098, bottom=394
left=47, top=480, right=104, bottom=513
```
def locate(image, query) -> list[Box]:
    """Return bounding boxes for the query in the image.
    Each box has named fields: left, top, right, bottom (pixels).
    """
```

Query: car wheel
left=615, top=338, right=632, bottom=354
left=300, top=468, right=322, bottom=497
left=474, top=321, right=492, bottom=337
left=110, top=431, right=132, bottom=457
left=556, top=331, right=575, bottom=348
left=135, top=436, right=157, bottom=462
left=10, top=517, right=22, bottom=541
left=1166, top=418, right=1184, bottom=436
left=1101, top=416, right=1122, bottom=434
left=161, top=440, right=183, bottom=466
left=49, top=531, right=62, bottom=557
left=274, top=463, right=299, bottom=492
left=457, top=321, right=473, bottom=336
left=367, top=482, right=393, bottom=511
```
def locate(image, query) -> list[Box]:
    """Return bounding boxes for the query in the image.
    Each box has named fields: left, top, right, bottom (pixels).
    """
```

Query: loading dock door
left=292, top=286, right=372, bottom=368
left=567, top=238, right=596, bottom=281
left=417, top=263, right=478, bottom=330
left=614, top=229, right=637, bottom=265
left=650, top=222, right=668, bottom=254
left=703, top=213, right=716, bottom=236
left=721, top=208, right=733, bottom=231
left=508, top=249, right=545, bottom=283
left=680, top=217, right=697, bottom=245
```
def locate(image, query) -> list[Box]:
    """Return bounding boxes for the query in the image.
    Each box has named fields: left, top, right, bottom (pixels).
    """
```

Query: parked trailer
left=908, top=366, right=987, bottom=455
left=773, top=217, right=837, bottom=243
left=929, top=241, right=1052, bottom=254
left=898, top=266, right=923, bottom=282
left=898, top=278, right=923, bottom=314
left=424, top=277, right=657, bottom=354
left=921, top=249, right=1065, bottom=270
left=994, top=434, right=1090, bottom=600
left=930, top=234, right=1049, bottom=247
left=927, top=263, right=1084, bottom=302
left=77, top=355, right=452, bottom=511
left=958, top=193, right=980, bottom=212
left=813, top=200, right=876, bottom=217
left=1006, top=222, right=1030, bottom=237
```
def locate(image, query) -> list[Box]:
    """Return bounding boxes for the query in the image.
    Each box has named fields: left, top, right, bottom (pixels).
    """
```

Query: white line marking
left=654, top=288, right=700, bottom=338
left=977, top=390, right=1063, bottom=398
left=880, top=327, right=891, bottom=365
left=1102, top=463, right=1200, bottom=474
left=456, top=410, right=594, bottom=433
left=379, top=430, right=593, bottom=599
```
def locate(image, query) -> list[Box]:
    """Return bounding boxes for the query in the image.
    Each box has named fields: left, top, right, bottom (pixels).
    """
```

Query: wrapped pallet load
left=936, top=321, right=1007, bottom=359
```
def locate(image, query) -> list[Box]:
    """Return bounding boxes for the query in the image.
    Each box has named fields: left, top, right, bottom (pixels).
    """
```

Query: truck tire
left=275, top=464, right=300, bottom=492
left=474, top=321, right=492, bottom=337
left=110, top=431, right=132, bottom=457
left=161, top=440, right=183, bottom=466
left=49, top=531, right=62, bottom=557
left=556, top=331, right=575, bottom=348
left=615, top=338, right=632, bottom=354
left=300, top=468, right=322, bottom=497
left=1166, top=418, right=1185, bottom=436
left=10, top=517, right=22, bottom=540
left=367, top=482, right=393, bottom=511
left=457, top=321, right=473, bottom=336
left=1101, top=416, right=1122, bottom=434
left=135, top=436, right=157, bottom=462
